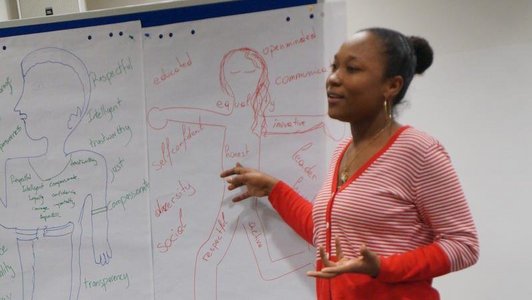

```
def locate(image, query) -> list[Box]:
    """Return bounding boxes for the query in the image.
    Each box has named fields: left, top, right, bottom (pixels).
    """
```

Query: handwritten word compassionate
left=153, top=52, right=193, bottom=86
left=88, top=124, right=132, bottom=148
left=275, top=66, right=328, bottom=86
left=263, top=27, right=317, bottom=58
left=202, top=212, right=228, bottom=261
left=0, top=261, right=15, bottom=280
left=84, top=272, right=130, bottom=291
left=247, top=221, right=263, bottom=248
left=0, top=76, right=12, bottom=95
left=0, top=125, right=22, bottom=153
left=156, top=208, right=187, bottom=253
left=109, top=179, right=149, bottom=211
left=90, top=57, right=133, bottom=88
left=292, top=142, right=318, bottom=180
left=154, top=180, right=196, bottom=218
left=152, top=120, right=206, bottom=171
left=88, top=98, right=123, bottom=123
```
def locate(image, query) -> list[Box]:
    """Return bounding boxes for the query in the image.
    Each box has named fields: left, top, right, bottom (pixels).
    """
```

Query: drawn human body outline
left=0, top=47, right=112, bottom=300
left=147, top=47, right=337, bottom=299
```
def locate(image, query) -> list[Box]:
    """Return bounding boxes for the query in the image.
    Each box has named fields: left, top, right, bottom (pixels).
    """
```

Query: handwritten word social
left=156, top=208, right=187, bottom=253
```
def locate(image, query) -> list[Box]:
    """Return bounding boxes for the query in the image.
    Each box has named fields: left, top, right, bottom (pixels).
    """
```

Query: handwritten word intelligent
left=0, top=261, right=15, bottom=280
left=90, top=57, right=133, bottom=88
left=154, top=180, right=196, bottom=218
left=84, top=272, right=130, bottom=291
left=153, top=52, right=193, bottom=86
left=275, top=66, right=328, bottom=86
left=156, top=208, right=187, bottom=253
left=109, top=179, right=149, bottom=211
left=88, top=98, right=123, bottom=123
left=202, top=212, right=228, bottom=261
left=0, top=76, right=12, bottom=95
left=152, top=121, right=206, bottom=171
left=262, top=27, right=317, bottom=58
left=292, top=142, right=318, bottom=180
left=0, top=125, right=22, bottom=153
left=89, top=124, right=132, bottom=148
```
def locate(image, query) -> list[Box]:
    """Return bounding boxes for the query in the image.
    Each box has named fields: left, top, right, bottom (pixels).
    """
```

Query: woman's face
left=224, top=52, right=262, bottom=100
left=326, top=31, right=390, bottom=124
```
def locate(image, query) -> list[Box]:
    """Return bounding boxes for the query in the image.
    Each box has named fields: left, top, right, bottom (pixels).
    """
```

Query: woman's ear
left=384, top=75, right=403, bottom=100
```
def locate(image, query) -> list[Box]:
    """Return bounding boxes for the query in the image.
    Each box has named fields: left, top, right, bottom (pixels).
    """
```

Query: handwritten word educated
left=247, top=221, right=263, bottom=248
left=89, top=124, right=132, bottom=148
left=275, top=66, right=328, bottom=86
left=273, top=117, right=306, bottom=129
left=88, top=98, right=123, bottom=123
left=292, top=142, right=318, bottom=180
left=154, top=180, right=196, bottom=218
left=0, top=292, right=11, bottom=300
left=90, top=57, right=133, bottom=88
left=0, top=261, right=15, bottom=280
left=263, top=27, right=317, bottom=58
left=202, top=212, right=228, bottom=261
left=0, top=125, right=22, bottom=153
left=0, top=76, right=12, bottom=95
left=84, top=272, right=130, bottom=291
left=109, top=179, right=149, bottom=211
left=152, top=120, right=206, bottom=171
left=156, top=208, right=187, bottom=253
left=153, top=52, right=193, bottom=86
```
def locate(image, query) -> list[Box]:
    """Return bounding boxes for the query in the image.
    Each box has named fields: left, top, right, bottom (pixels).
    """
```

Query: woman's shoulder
left=398, top=126, right=442, bottom=148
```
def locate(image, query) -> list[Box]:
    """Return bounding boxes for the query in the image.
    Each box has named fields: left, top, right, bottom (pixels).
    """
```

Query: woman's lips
left=327, top=92, right=344, bottom=104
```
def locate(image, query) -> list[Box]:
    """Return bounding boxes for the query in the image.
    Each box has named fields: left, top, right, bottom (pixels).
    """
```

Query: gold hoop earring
left=383, top=99, right=393, bottom=123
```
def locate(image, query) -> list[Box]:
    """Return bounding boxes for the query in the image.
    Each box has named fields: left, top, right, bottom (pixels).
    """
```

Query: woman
left=221, top=28, right=479, bottom=299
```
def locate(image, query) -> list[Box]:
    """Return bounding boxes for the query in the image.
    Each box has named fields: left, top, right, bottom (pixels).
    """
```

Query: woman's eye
left=329, top=63, right=337, bottom=71
left=346, top=66, right=359, bottom=73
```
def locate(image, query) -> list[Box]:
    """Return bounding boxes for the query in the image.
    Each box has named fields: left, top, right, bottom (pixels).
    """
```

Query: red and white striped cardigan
left=269, top=126, right=479, bottom=300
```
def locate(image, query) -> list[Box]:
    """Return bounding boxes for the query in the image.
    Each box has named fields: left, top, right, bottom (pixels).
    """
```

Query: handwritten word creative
left=153, top=52, right=193, bottom=86
left=90, top=57, right=133, bottom=88
left=262, top=27, right=317, bottom=58
left=156, top=208, right=187, bottom=253
left=84, top=272, right=130, bottom=291
left=0, top=76, right=12, bottom=95
left=88, top=98, right=123, bottom=123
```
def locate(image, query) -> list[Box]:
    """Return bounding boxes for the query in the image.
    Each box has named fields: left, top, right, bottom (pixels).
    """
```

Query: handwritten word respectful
left=0, top=125, right=22, bottom=153
left=90, top=57, right=133, bottom=88
left=153, top=52, right=193, bottom=86
left=202, top=212, right=228, bottom=261
left=0, top=76, right=12, bottom=95
left=292, top=142, right=318, bottom=180
left=109, top=179, right=149, bottom=211
left=84, top=272, right=130, bottom=291
left=275, top=66, right=328, bottom=86
left=0, top=261, right=15, bottom=280
left=154, top=180, right=196, bottom=218
left=156, top=208, right=187, bottom=253
left=263, top=27, right=317, bottom=58
left=88, top=98, right=123, bottom=123
left=88, top=124, right=132, bottom=148
left=152, top=120, right=206, bottom=171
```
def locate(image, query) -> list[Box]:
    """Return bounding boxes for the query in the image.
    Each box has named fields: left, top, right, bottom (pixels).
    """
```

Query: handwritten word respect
left=263, top=27, right=317, bottom=58
left=90, top=57, right=133, bottom=88
left=156, top=208, right=187, bottom=253
left=153, top=52, right=193, bottom=86
left=84, top=272, right=130, bottom=291
left=202, top=212, right=228, bottom=262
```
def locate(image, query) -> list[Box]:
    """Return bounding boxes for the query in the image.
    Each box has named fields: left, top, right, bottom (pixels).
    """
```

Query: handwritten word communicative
left=152, top=120, right=206, bottom=171
left=262, top=27, right=317, bottom=58
left=153, top=52, right=193, bottom=86
left=156, top=208, right=187, bottom=253
left=88, top=98, right=123, bottom=123
left=275, top=66, right=328, bottom=86
left=154, top=180, right=196, bottom=218
left=0, top=125, right=22, bottom=153
left=0, top=76, right=13, bottom=95
left=84, top=272, right=130, bottom=291
left=90, top=56, right=133, bottom=88
left=202, top=212, right=228, bottom=261
left=292, top=142, right=318, bottom=180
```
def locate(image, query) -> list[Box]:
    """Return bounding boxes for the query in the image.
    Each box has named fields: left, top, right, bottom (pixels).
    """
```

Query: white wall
left=336, top=0, right=532, bottom=299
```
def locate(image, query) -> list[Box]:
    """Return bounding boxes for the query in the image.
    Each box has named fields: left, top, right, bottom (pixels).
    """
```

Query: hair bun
left=408, top=36, right=433, bottom=74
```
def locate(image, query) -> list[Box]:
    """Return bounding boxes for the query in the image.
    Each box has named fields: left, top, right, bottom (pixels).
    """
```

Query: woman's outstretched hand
left=307, top=236, right=380, bottom=278
left=220, top=163, right=279, bottom=202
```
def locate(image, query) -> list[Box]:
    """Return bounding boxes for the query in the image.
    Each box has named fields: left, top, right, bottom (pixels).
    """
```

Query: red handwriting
left=293, top=176, right=304, bottom=192
left=292, top=142, right=318, bottom=180
left=202, top=212, right=228, bottom=261
left=153, top=52, right=193, bottom=86
left=247, top=221, right=263, bottom=248
left=275, top=66, right=328, bottom=86
left=156, top=208, right=187, bottom=253
left=152, top=120, right=205, bottom=171
left=216, top=98, right=251, bottom=112
left=224, top=144, right=250, bottom=159
left=262, top=27, right=317, bottom=58
left=273, top=117, right=306, bottom=129
left=154, top=180, right=197, bottom=217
